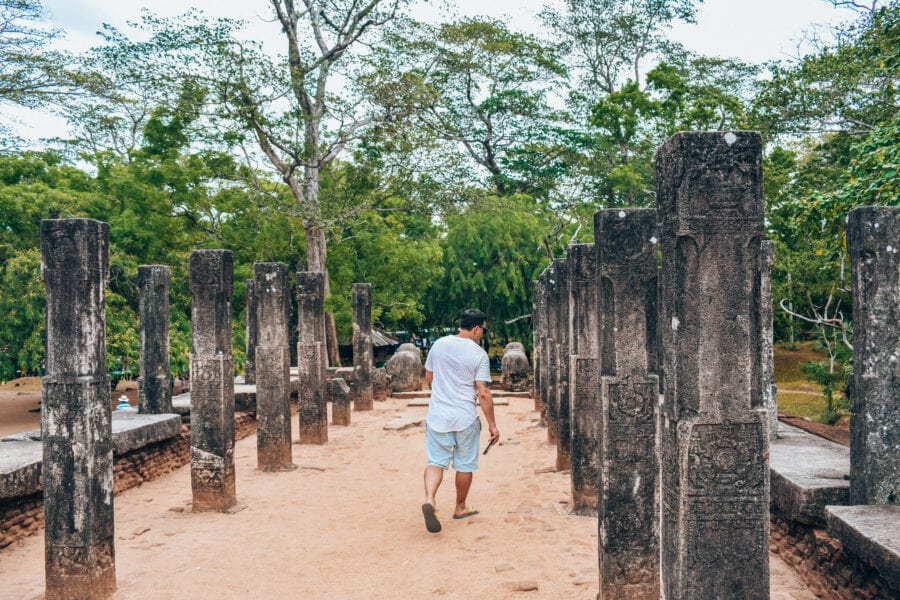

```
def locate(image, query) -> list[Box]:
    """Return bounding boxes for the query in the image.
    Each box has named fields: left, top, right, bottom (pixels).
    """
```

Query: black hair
left=459, top=308, right=487, bottom=330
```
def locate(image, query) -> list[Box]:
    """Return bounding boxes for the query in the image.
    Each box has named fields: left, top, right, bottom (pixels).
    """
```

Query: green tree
left=0, top=0, right=78, bottom=147
left=377, top=18, right=568, bottom=197
left=76, top=1, right=414, bottom=365
left=429, top=194, right=550, bottom=348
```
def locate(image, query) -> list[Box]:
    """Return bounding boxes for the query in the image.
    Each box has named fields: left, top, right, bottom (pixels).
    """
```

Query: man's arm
left=476, top=381, right=500, bottom=443
left=425, top=369, right=433, bottom=388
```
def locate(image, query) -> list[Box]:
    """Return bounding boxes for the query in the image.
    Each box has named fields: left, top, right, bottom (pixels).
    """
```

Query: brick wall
left=770, top=514, right=896, bottom=599
left=1, top=411, right=262, bottom=550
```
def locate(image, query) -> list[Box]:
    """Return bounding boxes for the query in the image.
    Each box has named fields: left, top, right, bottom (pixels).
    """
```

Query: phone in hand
left=483, top=438, right=498, bottom=455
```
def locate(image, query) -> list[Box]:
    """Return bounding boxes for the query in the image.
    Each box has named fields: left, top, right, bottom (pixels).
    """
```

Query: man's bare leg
left=422, top=466, right=444, bottom=533
left=454, top=471, right=473, bottom=516
left=424, top=465, right=444, bottom=505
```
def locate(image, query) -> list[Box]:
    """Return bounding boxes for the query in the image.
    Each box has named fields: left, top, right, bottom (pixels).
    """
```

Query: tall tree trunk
left=302, top=127, right=342, bottom=367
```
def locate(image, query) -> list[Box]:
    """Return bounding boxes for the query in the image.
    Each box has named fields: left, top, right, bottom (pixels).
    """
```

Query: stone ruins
left=189, top=250, right=238, bottom=512
left=137, top=265, right=172, bottom=414
left=386, top=343, right=424, bottom=392
left=253, top=263, right=295, bottom=472
left=500, top=342, right=530, bottom=391
left=297, top=271, right=328, bottom=444
left=41, top=218, right=117, bottom=599
left=352, top=283, right=375, bottom=411
left=846, top=206, right=898, bottom=505
left=9, top=133, right=896, bottom=599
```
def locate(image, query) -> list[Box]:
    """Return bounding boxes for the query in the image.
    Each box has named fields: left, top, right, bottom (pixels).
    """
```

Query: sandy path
left=0, top=395, right=812, bottom=599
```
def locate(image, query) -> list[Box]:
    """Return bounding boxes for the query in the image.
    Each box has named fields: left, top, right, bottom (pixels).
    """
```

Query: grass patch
left=775, top=341, right=829, bottom=385
left=774, top=341, right=849, bottom=425
left=776, top=392, right=828, bottom=421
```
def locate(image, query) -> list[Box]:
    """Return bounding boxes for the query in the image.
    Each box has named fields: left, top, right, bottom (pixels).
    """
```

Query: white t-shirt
left=424, top=335, right=491, bottom=433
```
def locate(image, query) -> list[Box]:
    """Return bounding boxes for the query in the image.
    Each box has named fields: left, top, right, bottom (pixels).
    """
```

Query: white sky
left=9, top=0, right=854, bottom=144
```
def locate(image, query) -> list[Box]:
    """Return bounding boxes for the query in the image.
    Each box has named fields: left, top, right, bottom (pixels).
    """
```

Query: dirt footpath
left=0, top=394, right=812, bottom=599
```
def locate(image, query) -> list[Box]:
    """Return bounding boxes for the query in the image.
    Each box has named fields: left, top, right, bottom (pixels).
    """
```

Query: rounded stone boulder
left=386, top=344, right=423, bottom=392
left=501, top=342, right=530, bottom=392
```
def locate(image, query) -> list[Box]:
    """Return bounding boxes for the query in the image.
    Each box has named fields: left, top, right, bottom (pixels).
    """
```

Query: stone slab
left=0, top=439, right=42, bottom=499
left=826, top=505, right=900, bottom=589
left=173, top=380, right=301, bottom=416
left=0, top=412, right=181, bottom=499
left=110, top=412, right=181, bottom=455
left=407, top=398, right=509, bottom=407
left=770, top=423, right=849, bottom=525
left=392, top=390, right=429, bottom=399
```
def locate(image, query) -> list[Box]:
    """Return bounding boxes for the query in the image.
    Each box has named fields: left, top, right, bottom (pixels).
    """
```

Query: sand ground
left=0, top=385, right=813, bottom=599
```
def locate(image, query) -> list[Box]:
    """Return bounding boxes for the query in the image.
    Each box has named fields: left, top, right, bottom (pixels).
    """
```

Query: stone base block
left=45, top=537, right=116, bottom=600
left=826, top=505, right=900, bottom=592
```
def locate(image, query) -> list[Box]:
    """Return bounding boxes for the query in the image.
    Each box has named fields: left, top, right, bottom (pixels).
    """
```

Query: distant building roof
left=339, top=328, right=399, bottom=348
left=371, top=329, right=399, bottom=347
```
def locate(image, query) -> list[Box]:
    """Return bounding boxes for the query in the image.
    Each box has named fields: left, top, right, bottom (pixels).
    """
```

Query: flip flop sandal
left=422, top=503, right=441, bottom=533
left=453, top=508, right=479, bottom=519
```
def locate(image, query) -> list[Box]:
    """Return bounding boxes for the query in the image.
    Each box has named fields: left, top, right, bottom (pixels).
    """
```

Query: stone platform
left=0, top=412, right=180, bottom=499
left=770, top=423, right=850, bottom=525
left=826, top=505, right=900, bottom=590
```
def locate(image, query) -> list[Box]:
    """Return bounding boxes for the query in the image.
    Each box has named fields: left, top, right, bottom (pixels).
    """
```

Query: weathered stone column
left=254, top=263, right=295, bottom=472
left=41, top=218, right=116, bottom=599
left=532, top=278, right=543, bottom=413
left=570, top=356, right=600, bottom=516
left=297, top=272, right=328, bottom=444
left=760, top=240, right=778, bottom=439
left=657, top=131, right=770, bottom=599
left=298, top=342, right=327, bottom=443
left=297, top=271, right=326, bottom=346
left=847, top=205, right=899, bottom=505
left=352, top=283, right=374, bottom=411
left=540, top=268, right=555, bottom=430
left=553, top=257, right=572, bottom=471
left=190, top=250, right=237, bottom=512
left=544, top=265, right=559, bottom=442
left=596, top=208, right=660, bottom=597
left=244, top=279, right=257, bottom=385
left=332, top=377, right=351, bottom=426
left=138, top=265, right=172, bottom=414
left=567, top=243, right=600, bottom=515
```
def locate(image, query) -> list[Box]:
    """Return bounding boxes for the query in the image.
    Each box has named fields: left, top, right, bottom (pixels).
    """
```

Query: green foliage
left=429, top=194, right=550, bottom=348
left=0, top=0, right=76, bottom=146
left=0, top=248, right=44, bottom=380
left=800, top=360, right=849, bottom=425
left=377, top=17, right=568, bottom=197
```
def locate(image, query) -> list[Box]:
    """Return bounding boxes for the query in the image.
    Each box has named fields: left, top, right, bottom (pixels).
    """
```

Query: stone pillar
left=567, top=243, right=600, bottom=515
left=138, top=265, right=172, bottom=414
left=657, top=131, right=770, bottom=599
left=332, top=377, right=351, bottom=426
left=847, top=205, right=899, bottom=505
left=244, top=279, right=257, bottom=385
left=297, top=272, right=327, bottom=443
left=760, top=241, right=778, bottom=439
left=539, top=270, right=553, bottom=425
left=596, top=206, right=660, bottom=598
left=544, top=266, right=559, bottom=442
left=570, top=356, right=600, bottom=516
left=352, top=283, right=374, bottom=411
left=41, top=218, right=116, bottom=599
left=297, top=271, right=326, bottom=346
left=553, top=257, right=571, bottom=471
left=532, top=278, right=542, bottom=413
left=189, top=250, right=237, bottom=512
left=254, top=263, right=295, bottom=472
left=298, top=342, right=327, bottom=443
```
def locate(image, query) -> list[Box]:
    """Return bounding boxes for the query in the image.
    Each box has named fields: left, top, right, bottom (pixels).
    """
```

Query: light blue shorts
left=426, top=418, right=482, bottom=472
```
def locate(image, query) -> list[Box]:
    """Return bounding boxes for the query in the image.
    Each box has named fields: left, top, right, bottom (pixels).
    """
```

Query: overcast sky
left=10, top=0, right=853, bottom=143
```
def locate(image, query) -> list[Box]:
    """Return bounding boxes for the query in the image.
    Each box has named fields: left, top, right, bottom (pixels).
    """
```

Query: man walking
left=421, top=309, right=500, bottom=533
